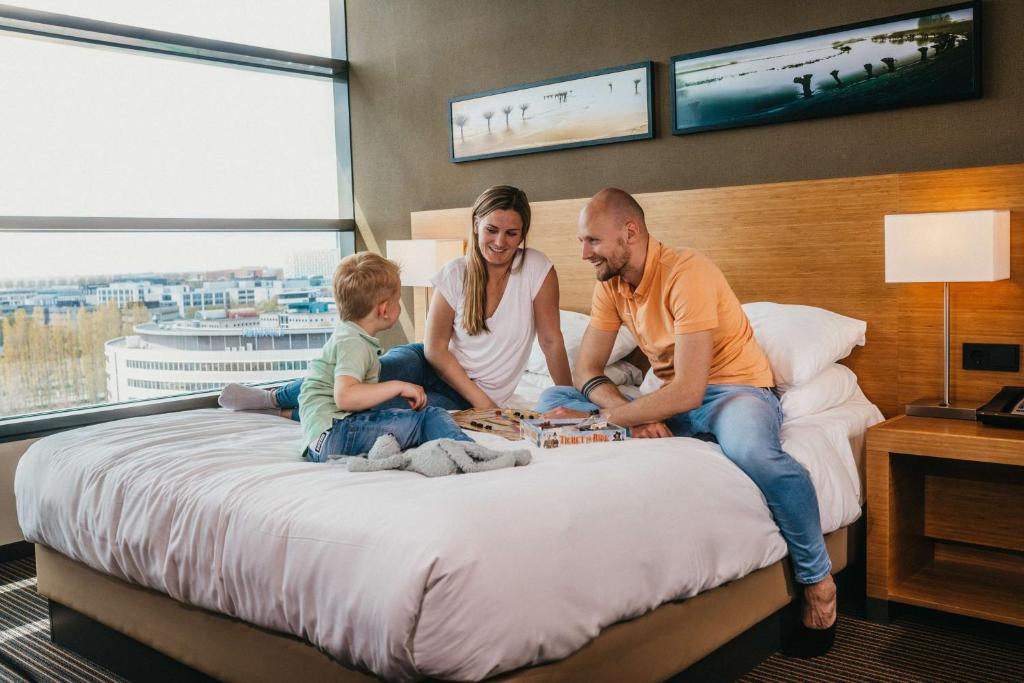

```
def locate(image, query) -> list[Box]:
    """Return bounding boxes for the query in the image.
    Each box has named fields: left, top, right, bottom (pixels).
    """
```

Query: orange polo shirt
left=591, top=237, right=774, bottom=387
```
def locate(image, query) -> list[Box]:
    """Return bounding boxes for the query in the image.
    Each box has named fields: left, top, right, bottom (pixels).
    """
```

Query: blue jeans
left=536, top=384, right=832, bottom=585
left=307, top=406, right=472, bottom=462
left=274, top=343, right=471, bottom=420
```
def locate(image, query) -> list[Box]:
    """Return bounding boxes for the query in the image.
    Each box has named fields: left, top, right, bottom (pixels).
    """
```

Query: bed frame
left=38, top=162, right=1024, bottom=681
left=38, top=529, right=857, bottom=683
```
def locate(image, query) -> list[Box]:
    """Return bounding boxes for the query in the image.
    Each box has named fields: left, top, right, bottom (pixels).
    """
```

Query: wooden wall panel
left=411, top=163, right=1024, bottom=418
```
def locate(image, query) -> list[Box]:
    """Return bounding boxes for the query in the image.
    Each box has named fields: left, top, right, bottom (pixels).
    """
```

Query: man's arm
left=573, top=325, right=628, bottom=400
left=602, top=330, right=713, bottom=427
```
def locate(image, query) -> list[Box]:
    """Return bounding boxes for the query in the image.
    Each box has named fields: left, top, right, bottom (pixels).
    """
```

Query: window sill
left=0, top=382, right=286, bottom=442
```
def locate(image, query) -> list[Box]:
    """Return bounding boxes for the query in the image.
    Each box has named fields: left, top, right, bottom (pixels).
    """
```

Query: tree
left=453, top=114, right=469, bottom=142
left=482, top=110, right=494, bottom=133
left=633, top=78, right=641, bottom=94
left=502, top=105, right=513, bottom=129
left=257, top=296, right=280, bottom=313
left=519, top=103, right=529, bottom=119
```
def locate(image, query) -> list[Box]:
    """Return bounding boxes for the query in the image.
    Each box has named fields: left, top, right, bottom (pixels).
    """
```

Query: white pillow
left=527, top=310, right=636, bottom=375
left=742, top=302, right=866, bottom=389
left=778, top=363, right=859, bottom=420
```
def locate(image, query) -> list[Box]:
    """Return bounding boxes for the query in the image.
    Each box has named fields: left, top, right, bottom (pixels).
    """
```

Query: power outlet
left=962, top=343, right=1020, bottom=372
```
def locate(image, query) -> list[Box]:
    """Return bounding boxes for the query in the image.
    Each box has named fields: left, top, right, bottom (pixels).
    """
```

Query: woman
left=219, top=185, right=571, bottom=417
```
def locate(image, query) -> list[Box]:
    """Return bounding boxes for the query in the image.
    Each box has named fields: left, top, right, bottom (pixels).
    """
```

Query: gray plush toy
left=346, top=434, right=531, bottom=477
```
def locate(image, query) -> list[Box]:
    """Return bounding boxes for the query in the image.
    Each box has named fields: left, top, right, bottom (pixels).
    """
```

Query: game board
left=452, top=408, right=539, bottom=441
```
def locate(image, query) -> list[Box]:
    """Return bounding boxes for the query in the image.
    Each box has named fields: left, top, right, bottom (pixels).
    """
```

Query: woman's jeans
left=306, top=407, right=472, bottom=462
left=536, top=383, right=832, bottom=585
left=273, top=343, right=471, bottom=421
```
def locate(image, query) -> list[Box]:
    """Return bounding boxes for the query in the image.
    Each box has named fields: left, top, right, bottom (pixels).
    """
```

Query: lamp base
left=904, top=398, right=977, bottom=420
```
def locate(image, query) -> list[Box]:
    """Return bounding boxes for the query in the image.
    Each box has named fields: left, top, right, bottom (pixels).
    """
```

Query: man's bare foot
left=802, top=574, right=837, bottom=629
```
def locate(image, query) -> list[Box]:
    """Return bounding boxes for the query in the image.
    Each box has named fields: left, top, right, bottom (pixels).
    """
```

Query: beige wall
left=347, top=0, right=1023, bottom=344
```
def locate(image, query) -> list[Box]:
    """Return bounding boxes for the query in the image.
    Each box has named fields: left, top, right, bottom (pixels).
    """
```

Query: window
left=0, top=1, right=352, bottom=428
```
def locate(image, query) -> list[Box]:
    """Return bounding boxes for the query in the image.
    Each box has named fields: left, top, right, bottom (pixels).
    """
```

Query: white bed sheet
left=16, top=393, right=881, bottom=682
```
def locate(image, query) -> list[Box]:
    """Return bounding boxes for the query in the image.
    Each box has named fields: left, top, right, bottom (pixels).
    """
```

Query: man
left=538, top=188, right=836, bottom=655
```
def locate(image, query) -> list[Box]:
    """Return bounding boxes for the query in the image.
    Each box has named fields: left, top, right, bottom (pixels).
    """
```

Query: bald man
left=537, top=188, right=837, bottom=656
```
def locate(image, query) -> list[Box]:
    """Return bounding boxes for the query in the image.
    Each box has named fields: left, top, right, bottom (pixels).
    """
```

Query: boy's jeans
left=274, top=343, right=470, bottom=421
left=536, top=383, right=832, bottom=585
left=306, top=406, right=472, bottom=462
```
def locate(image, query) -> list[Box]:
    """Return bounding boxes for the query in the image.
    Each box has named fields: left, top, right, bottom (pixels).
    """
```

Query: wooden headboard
left=410, top=163, right=1024, bottom=418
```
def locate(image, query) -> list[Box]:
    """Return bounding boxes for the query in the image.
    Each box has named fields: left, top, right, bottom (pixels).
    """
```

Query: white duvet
left=16, top=396, right=881, bottom=681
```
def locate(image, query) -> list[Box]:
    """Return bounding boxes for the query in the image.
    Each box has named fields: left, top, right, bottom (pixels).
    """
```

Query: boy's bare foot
left=802, top=574, right=837, bottom=629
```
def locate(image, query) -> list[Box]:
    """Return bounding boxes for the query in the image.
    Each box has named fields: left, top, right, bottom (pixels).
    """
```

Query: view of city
left=0, top=232, right=352, bottom=419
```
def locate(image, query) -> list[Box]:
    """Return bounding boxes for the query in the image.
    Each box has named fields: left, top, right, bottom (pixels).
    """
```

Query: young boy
left=300, top=252, right=473, bottom=462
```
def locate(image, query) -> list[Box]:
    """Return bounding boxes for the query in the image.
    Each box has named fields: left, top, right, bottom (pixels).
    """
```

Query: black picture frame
left=670, top=1, right=981, bottom=136
left=448, top=61, right=654, bottom=163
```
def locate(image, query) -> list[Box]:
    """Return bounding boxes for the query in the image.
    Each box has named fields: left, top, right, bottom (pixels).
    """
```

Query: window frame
left=0, top=0, right=352, bottom=441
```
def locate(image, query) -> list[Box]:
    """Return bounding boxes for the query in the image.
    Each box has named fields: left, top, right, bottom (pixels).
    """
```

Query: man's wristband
left=581, top=374, right=613, bottom=400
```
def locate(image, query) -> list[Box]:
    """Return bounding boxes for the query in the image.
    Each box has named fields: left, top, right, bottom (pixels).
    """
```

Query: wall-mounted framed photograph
left=448, top=61, right=653, bottom=163
left=670, top=1, right=980, bottom=136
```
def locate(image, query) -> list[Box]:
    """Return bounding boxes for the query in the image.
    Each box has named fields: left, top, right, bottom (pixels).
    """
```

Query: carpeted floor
left=739, top=602, right=1023, bottom=683
left=0, top=555, right=1019, bottom=682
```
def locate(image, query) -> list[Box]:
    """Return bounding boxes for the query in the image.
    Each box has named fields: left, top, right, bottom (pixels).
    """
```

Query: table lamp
left=885, top=209, right=1010, bottom=419
left=386, top=238, right=465, bottom=340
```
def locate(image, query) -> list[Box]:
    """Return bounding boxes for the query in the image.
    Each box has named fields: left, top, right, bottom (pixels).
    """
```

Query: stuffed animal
left=346, top=434, right=531, bottom=477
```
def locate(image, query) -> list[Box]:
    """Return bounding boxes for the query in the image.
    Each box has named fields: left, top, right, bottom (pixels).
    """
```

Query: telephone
left=976, top=386, right=1024, bottom=428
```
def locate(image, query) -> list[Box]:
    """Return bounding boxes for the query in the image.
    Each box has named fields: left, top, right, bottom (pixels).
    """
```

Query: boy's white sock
left=218, top=383, right=276, bottom=411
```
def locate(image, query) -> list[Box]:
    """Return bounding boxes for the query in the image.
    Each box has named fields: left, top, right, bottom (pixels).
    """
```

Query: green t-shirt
left=298, top=320, right=382, bottom=453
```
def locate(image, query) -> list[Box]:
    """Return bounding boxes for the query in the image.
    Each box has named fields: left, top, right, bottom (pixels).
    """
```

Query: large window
left=0, top=2, right=352, bottom=426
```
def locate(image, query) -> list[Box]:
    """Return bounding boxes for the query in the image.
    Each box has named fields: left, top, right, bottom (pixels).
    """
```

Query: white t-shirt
left=431, top=247, right=553, bottom=405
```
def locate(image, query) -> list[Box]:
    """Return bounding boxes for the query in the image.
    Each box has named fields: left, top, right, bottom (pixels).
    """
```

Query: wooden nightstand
left=866, top=415, right=1024, bottom=625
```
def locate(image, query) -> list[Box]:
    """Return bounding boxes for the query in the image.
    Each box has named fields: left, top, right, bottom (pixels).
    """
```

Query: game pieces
left=452, top=408, right=540, bottom=441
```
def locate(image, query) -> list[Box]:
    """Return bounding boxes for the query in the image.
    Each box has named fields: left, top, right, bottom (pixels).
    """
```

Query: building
left=104, top=315, right=330, bottom=402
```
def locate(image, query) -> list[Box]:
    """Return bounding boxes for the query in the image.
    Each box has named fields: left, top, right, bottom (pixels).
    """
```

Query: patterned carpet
left=740, top=600, right=1023, bottom=683
left=0, top=556, right=123, bottom=683
left=0, top=554, right=1019, bottom=682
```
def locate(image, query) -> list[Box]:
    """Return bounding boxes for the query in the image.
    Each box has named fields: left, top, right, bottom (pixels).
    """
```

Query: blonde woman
left=425, top=184, right=572, bottom=408
left=219, top=185, right=571, bottom=416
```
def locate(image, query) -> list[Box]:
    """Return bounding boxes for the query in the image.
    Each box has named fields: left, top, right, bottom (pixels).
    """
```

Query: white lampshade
left=884, top=210, right=1010, bottom=283
left=386, top=239, right=464, bottom=287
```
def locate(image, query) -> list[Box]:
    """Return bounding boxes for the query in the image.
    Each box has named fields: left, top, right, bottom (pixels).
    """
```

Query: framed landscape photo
left=449, top=61, right=653, bottom=163
left=670, top=1, right=980, bottom=136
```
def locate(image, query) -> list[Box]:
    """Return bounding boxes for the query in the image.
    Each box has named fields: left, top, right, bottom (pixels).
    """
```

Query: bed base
left=37, top=526, right=858, bottom=683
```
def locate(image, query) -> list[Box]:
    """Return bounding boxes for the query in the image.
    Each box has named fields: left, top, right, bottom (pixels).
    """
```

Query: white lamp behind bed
left=386, top=239, right=465, bottom=340
left=884, top=209, right=1010, bottom=419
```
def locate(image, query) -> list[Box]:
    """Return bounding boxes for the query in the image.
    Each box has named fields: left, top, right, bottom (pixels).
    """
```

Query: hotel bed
left=16, top=376, right=881, bottom=681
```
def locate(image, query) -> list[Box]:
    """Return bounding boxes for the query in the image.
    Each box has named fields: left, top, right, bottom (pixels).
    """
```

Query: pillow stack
left=742, top=302, right=867, bottom=420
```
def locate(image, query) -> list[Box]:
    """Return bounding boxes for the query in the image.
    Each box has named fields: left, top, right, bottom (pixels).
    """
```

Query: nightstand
left=866, top=415, right=1024, bottom=625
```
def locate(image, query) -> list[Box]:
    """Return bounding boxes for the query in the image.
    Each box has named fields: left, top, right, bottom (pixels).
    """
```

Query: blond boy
left=299, top=253, right=474, bottom=461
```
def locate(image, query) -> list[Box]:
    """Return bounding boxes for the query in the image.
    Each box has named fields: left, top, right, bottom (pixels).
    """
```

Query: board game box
left=520, top=417, right=628, bottom=448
